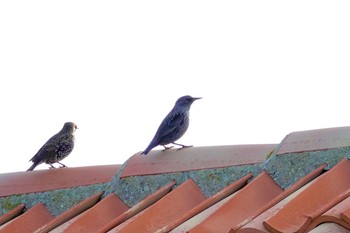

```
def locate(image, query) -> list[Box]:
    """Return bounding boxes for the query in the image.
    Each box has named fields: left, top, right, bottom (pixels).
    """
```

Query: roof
left=2, top=126, right=350, bottom=232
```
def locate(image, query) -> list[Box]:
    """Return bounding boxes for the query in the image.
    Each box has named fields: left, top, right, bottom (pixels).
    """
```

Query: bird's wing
left=156, top=112, right=184, bottom=138
left=29, top=145, right=56, bottom=163
left=29, top=142, right=57, bottom=161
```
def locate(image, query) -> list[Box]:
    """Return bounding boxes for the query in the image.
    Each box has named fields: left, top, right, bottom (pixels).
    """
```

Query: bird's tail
left=141, top=143, right=155, bottom=155
left=27, top=163, right=38, bottom=172
left=141, top=136, right=160, bottom=155
left=141, top=148, right=151, bottom=155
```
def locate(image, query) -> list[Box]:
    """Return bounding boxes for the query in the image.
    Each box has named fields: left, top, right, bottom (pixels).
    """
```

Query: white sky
left=1, top=1, right=350, bottom=173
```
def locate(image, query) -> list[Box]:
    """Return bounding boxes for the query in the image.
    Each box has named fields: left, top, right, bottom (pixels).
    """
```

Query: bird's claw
left=177, top=145, right=193, bottom=150
left=59, top=164, right=67, bottom=168
left=162, top=146, right=174, bottom=151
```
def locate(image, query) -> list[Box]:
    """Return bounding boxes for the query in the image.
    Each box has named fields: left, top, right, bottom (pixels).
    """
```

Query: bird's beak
left=193, top=97, right=202, bottom=101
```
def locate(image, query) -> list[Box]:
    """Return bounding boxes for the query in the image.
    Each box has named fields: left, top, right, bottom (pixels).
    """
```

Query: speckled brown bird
left=27, top=122, right=78, bottom=171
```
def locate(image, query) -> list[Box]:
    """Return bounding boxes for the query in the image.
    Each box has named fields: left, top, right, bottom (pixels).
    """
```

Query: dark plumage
left=142, top=95, right=201, bottom=155
left=27, top=122, right=78, bottom=171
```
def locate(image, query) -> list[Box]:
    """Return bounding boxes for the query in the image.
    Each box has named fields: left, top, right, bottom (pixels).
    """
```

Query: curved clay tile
left=237, top=164, right=326, bottom=233
left=121, top=145, right=276, bottom=177
left=158, top=173, right=253, bottom=233
left=189, top=171, right=283, bottom=233
left=35, top=192, right=103, bottom=233
left=276, top=126, right=350, bottom=155
left=307, top=196, right=350, bottom=231
left=62, top=193, right=128, bottom=233
left=0, top=203, right=53, bottom=233
left=264, top=158, right=350, bottom=233
left=308, top=222, right=350, bottom=233
left=110, top=179, right=207, bottom=233
left=97, top=181, right=176, bottom=233
left=0, top=204, right=25, bottom=226
left=0, top=165, right=120, bottom=197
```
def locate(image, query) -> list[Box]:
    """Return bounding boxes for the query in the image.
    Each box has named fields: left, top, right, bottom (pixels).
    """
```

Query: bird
left=27, top=122, right=78, bottom=171
left=141, top=95, right=201, bottom=155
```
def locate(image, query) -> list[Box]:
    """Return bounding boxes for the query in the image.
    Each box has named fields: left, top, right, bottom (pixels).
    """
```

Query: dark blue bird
left=142, top=95, right=201, bottom=155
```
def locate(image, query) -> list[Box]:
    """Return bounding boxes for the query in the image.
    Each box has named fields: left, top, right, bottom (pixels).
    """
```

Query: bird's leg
left=162, top=145, right=174, bottom=151
left=58, top=162, right=67, bottom=168
left=49, top=164, right=56, bottom=169
left=172, top=142, right=193, bottom=150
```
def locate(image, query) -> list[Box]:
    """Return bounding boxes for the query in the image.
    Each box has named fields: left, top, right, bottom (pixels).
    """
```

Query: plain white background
left=1, top=1, right=349, bottom=173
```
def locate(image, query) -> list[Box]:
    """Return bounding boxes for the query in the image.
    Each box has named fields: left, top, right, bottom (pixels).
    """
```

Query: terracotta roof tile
left=61, top=193, right=129, bottom=233
left=170, top=186, right=238, bottom=232
left=237, top=184, right=312, bottom=233
left=121, top=144, right=276, bottom=177
left=307, top=196, right=350, bottom=231
left=98, top=181, right=176, bottom=233
left=341, top=204, right=350, bottom=224
left=157, top=173, right=253, bottom=233
left=0, top=165, right=120, bottom=197
left=237, top=164, right=327, bottom=233
left=35, top=192, right=103, bottom=233
left=110, top=179, right=207, bottom=233
left=0, top=203, right=53, bottom=233
left=276, top=126, right=350, bottom=155
left=309, top=223, right=350, bottom=233
left=189, top=171, right=284, bottom=233
left=264, top=158, right=350, bottom=233
left=0, top=204, right=25, bottom=226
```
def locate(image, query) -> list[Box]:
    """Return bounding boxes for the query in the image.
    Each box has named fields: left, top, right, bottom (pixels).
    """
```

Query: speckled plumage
left=27, top=122, right=78, bottom=171
left=142, top=95, right=201, bottom=155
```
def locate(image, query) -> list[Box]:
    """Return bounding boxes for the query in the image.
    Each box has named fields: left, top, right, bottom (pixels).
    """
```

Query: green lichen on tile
left=0, top=182, right=110, bottom=216
left=108, top=147, right=350, bottom=207
left=188, top=164, right=262, bottom=196
left=263, top=147, right=350, bottom=189
left=109, top=172, right=188, bottom=207
left=265, top=149, right=275, bottom=159
left=108, top=163, right=262, bottom=207
left=1, top=196, right=22, bottom=212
